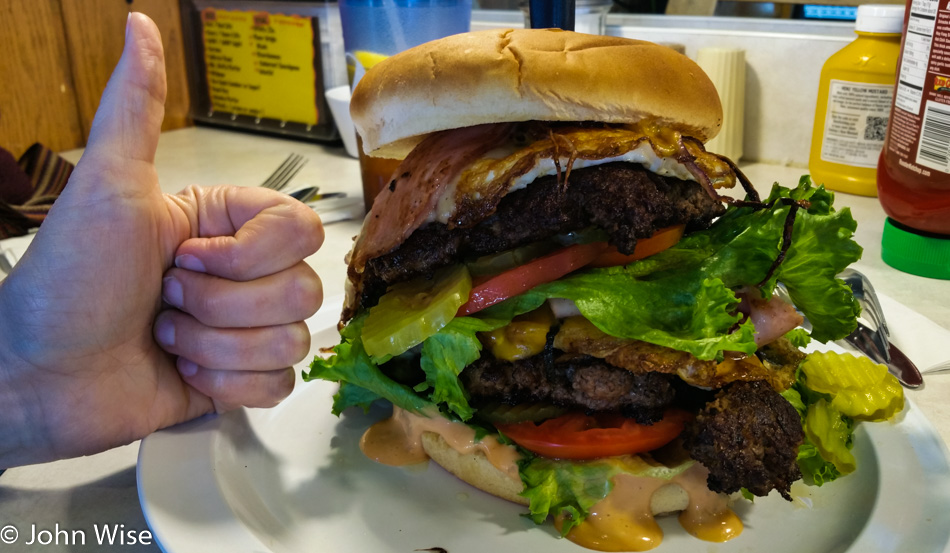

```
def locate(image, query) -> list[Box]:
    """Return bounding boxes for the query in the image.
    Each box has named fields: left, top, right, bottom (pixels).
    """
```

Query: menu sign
left=200, top=8, right=318, bottom=125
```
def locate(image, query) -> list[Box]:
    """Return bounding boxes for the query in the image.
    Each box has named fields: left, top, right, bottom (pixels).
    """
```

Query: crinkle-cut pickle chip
left=361, top=265, right=472, bottom=360
left=806, top=399, right=856, bottom=474
left=801, top=351, right=904, bottom=422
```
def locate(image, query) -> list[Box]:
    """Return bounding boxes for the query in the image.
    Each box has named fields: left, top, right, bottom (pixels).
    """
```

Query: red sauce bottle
left=877, top=0, right=950, bottom=279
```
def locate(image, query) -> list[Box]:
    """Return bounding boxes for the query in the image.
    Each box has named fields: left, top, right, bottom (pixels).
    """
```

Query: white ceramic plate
left=138, top=301, right=950, bottom=553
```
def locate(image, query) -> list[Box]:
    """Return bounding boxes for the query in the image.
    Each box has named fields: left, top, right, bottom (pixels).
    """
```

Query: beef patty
left=682, top=380, right=805, bottom=499
left=360, top=162, right=725, bottom=308
left=460, top=336, right=804, bottom=498
left=460, top=334, right=678, bottom=424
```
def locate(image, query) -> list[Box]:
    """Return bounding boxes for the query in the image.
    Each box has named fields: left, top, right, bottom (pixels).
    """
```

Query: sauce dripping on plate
left=361, top=407, right=743, bottom=551
left=360, top=406, right=520, bottom=480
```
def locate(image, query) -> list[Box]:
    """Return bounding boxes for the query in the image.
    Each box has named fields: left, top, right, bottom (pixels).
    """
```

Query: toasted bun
left=350, top=29, right=723, bottom=158
left=420, top=432, right=690, bottom=515
left=421, top=432, right=529, bottom=506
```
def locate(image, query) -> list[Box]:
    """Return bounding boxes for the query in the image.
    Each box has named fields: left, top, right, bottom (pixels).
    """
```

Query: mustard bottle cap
left=855, top=5, right=904, bottom=34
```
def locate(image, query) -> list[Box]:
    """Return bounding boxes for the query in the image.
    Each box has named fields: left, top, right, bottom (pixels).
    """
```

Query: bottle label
left=887, top=0, right=950, bottom=177
left=820, top=80, right=894, bottom=168
left=894, top=0, right=938, bottom=116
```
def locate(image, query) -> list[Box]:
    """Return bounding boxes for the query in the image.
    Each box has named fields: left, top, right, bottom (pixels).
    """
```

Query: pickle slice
left=466, top=241, right=555, bottom=277
left=361, top=265, right=472, bottom=360
left=477, top=402, right=568, bottom=425
left=800, top=351, right=904, bottom=421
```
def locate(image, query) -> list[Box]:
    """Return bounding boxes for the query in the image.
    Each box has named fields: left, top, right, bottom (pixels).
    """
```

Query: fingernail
left=178, top=358, right=198, bottom=377
left=162, top=276, right=183, bottom=308
left=155, top=318, right=175, bottom=347
left=126, top=12, right=132, bottom=40
left=175, top=254, right=206, bottom=273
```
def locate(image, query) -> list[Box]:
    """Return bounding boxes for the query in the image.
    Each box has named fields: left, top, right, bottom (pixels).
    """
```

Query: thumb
left=81, top=12, right=167, bottom=175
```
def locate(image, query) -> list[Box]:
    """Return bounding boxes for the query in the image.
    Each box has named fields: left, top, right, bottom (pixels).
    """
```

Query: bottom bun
left=421, top=432, right=529, bottom=506
left=420, top=432, right=691, bottom=515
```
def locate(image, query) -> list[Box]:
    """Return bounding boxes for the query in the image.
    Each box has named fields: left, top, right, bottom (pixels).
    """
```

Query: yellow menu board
left=201, top=8, right=318, bottom=125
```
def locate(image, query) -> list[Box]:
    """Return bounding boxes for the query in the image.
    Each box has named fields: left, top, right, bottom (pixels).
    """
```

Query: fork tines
left=260, top=153, right=308, bottom=191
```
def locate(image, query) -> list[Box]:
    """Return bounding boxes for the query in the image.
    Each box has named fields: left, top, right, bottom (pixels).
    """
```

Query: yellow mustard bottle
left=808, top=4, right=904, bottom=196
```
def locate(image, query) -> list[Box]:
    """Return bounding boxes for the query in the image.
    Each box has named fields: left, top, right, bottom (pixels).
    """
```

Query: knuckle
left=172, top=273, right=230, bottom=327
left=271, top=368, right=296, bottom=403
left=223, top=242, right=256, bottom=281
left=288, top=204, right=325, bottom=254
left=261, top=368, right=296, bottom=407
left=225, top=369, right=295, bottom=409
left=283, top=322, right=311, bottom=363
left=246, top=369, right=295, bottom=408
left=187, top=330, right=224, bottom=367
left=192, top=287, right=226, bottom=323
left=292, top=268, right=324, bottom=318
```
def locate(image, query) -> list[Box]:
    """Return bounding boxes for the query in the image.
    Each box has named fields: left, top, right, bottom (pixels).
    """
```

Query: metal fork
left=838, top=269, right=923, bottom=387
left=259, top=153, right=307, bottom=191
left=839, top=268, right=890, bottom=361
left=776, top=270, right=922, bottom=387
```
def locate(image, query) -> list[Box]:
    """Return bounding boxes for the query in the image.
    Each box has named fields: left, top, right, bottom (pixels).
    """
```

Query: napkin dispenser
left=180, top=0, right=348, bottom=142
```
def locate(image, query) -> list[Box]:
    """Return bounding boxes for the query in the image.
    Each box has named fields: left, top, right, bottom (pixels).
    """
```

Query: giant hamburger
left=307, top=29, right=901, bottom=550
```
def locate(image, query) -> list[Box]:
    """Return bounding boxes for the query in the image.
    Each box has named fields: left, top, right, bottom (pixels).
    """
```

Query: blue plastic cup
left=339, top=0, right=472, bottom=210
left=340, top=0, right=472, bottom=86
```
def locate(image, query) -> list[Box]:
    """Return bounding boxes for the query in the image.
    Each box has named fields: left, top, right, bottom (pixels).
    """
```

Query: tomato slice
left=588, top=225, right=686, bottom=268
left=456, top=225, right=685, bottom=317
left=457, top=242, right=609, bottom=316
left=495, top=410, right=691, bottom=460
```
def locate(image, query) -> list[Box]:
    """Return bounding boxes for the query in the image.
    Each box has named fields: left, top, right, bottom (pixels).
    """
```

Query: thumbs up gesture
left=0, top=13, right=325, bottom=467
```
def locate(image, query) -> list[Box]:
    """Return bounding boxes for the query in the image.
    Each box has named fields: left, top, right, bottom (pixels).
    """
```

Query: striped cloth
left=0, top=143, right=73, bottom=239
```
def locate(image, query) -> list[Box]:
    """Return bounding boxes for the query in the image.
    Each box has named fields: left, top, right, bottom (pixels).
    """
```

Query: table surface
left=1, top=126, right=948, bottom=552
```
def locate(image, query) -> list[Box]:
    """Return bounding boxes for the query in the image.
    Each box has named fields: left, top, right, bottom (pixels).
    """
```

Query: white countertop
left=1, top=127, right=948, bottom=552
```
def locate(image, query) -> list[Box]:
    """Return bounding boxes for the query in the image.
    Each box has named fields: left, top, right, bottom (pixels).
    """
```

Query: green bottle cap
left=881, top=218, right=950, bottom=280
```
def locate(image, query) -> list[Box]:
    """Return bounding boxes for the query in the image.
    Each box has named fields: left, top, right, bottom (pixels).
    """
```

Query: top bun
left=350, top=29, right=723, bottom=158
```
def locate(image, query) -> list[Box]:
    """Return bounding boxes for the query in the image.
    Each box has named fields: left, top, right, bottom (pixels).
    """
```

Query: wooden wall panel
left=60, top=0, right=192, bottom=141
left=0, top=0, right=85, bottom=157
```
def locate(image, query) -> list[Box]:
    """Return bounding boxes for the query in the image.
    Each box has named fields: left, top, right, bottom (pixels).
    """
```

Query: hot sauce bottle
left=877, top=0, right=950, bottom=279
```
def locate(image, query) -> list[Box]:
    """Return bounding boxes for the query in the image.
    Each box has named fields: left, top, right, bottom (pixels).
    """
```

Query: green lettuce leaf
left=520, top=458, right=614, bottom=533
left=306, top=314, right=511, bottom=420
left=520, top=455, right=694, bottom=535
left=477, top=178, right=860, bottom=360
left=784, top=328, right=812, bottom=349
left=303, top=315, right=434, bottom=415
left=796, top=441, right=842, bottom=486
left=478, top=273, right=755, bottom=361
left=417, top=316, right=508, bottom=420
left=780, top=386, right=807, bottom=419
left=765, top=181, right=862, bottom=342
left=653, top=178, right=860, bottom=342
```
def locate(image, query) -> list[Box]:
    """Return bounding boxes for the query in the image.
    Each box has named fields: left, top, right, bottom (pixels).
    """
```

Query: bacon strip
left=348, top=123, right=517, bottom=277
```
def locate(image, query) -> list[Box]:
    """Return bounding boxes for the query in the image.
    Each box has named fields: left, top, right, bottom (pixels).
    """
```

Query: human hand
left=0, top=13, right=324, bottom=467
